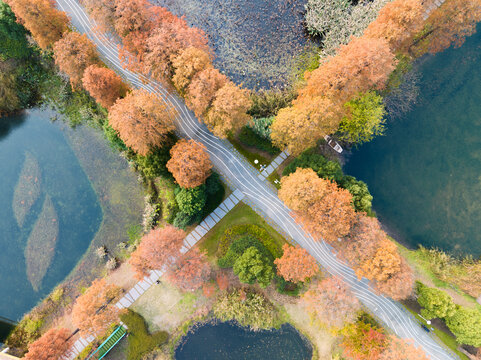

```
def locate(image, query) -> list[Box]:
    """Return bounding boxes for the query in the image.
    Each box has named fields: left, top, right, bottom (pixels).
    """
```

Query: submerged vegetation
left=24, top=195, right=59, bottom=292
left=12, top=152, right=42, bottom=228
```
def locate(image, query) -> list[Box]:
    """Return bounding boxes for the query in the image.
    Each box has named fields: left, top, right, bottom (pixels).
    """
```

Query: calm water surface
left=345, top=27, right=481, bottom=256
left=0, top=109, right=102, bottom=321
left=175, top=322, right=312, bottom=360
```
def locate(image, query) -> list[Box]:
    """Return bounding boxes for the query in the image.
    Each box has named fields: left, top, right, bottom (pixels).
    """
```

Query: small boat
left=323, top=135, right=343, bottom=153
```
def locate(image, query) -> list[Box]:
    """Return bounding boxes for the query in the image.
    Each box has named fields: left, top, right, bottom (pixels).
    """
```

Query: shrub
left=202, top=172, right=225, bottom=217
left=156, top=177, right=178, bottom=223
left=172, top=211, right=200, bottom=230
left=135, top=133, right=177, bottom=179
left=237, top=126, right=280, bottom=155
left=218, top=224, right=283, bottom=258
left=102, top=123, right=126, bottom=151
left=120, top=310, right=169, bottom=360
left=233, top=247, right=274, bottom=288
left=175, top=185, right=207, bottom=217
left=213, top=289, right=281, bottom=330
left=247, top=116, right=275, bottom=139
left=218, top=235, right=275, bottom=268
left=248, top=88, right=296, bottom=118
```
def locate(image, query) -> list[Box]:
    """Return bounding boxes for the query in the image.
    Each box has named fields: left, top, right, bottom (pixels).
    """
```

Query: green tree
left=339, top=176, right=373, bottom=214
left=417, top=283, right=456, bottom=320
left=175, top=185, right=206, bottom=217
left=445, top=306, right=481, bottom=346
left=0, top=61, right=19, bottom=113
left=339, top=91, right=386, bottom=144
left=0, top=1, right=31, bottom=60
left=134, top=133, right=177, bottom=179
left=233, top=247, right=274, bottom=288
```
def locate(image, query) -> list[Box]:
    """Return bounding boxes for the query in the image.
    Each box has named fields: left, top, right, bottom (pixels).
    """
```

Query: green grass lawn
left=228, top=137, right=272, bottom=171
left=198, top=202, right=288, bottom=258
left=402, top=304, right=469, bottom=360
left=267, top=171, right=281, bottom=189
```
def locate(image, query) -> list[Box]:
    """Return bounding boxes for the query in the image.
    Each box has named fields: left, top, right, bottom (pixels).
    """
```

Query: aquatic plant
left=12, top=152, right=41, bottom=228
left=24, top=195, right=59, bottom=292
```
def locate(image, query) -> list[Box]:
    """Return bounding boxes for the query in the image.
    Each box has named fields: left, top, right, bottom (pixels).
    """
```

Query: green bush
left=175, top=185, right=207, bottom=217
left=173, top=210, right=200, bottom=230
left=275, top=275, right=300, bottom=296
left=445, top=306, right=481, bottom=347
left=213, top=289, right=281, bottom=330
left=218, top=224, right=283, bottom=259
left=237, top=126, right=280, bottom=155
left=203, top=172, right=225, bottom=216
left=156, top=177, right=178, bottom=223
left=102, top=123, right=126, bottom=151
left=134, top=133, right=177, bottom=179
left=247, top=116, right=275, bottom=139
left=283, top=149, right=373, bottom=214
left=120, top=310, right=169, bottom=360
left=218, top=235, right=274, bottom=268
left=248, top=88, right=296, bottom=118
left=233, top=247, right=274, bottom=288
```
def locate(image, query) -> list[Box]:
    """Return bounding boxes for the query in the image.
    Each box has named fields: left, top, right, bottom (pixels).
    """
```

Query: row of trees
left=271, top=0, right=426, bottom=155
left=278, top=168, right=413, bottom=300
left=81, top=0, right=252, bottom=138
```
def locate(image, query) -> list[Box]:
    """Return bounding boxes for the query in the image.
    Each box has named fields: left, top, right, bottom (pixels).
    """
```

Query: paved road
left=54, top=1, right=457, bottom=358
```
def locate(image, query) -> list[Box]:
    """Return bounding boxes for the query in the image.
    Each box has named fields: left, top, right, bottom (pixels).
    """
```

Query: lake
left=0, top=109, right=102, bottom=321
left=344, top=26, right=481, bottom=256
left=175, top=321, right=312, bottom=360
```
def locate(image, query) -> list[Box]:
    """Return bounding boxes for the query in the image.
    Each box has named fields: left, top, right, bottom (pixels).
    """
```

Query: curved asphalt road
left=54, top=1, right=457, bottom=358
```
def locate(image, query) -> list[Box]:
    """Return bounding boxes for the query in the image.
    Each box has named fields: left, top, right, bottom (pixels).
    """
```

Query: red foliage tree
left=24, top=328, right=73, bottom=360
left=274, top=244, right=319, bottom=282
left=302, top=276, right=360, bottom=330
left=108, top=89, right=175, bottom=155
left=279, top=168, right=357, bottom=243
left=186, top=67, right=227, bottom=118
left=216, top=272, right=230, bottom=291
left=166, top=248, right=211, bottom=292
left=166, top=139, right=213, bottom=188
left=341, top=321, right=388, bottom=360
left=71, top=279, right=123, bottom=337
left=6, top=0, right=69, bottom=49
left=144, top=20, right=209, bottom=81
left=80, top=0, right=116, bottom=33
left=53, top=32, right=100, bottom=88
left=379, top=335, right=429, bottom=360
left=82, top=65, right=128, bottom=108
left=129, top=225, right=186, bottom=279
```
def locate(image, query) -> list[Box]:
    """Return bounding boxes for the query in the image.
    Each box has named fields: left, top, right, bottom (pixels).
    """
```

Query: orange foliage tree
left=186, top=67, right=227, bottom=118
left=82, top=65, right=129, bottom=109
left=205, top=82, right=252, bottom=138
left=274, top=244, right=319, bottom=282
left=166, top=248, right=211, bottom=292
left=71, top=279, right=123, bottom=337
left=6, top=0, right=69, bottom=49
left=129, top=225, right=185, bottom=279
left=339, top=215, right=414, bottom=300
left=415, top=0, right=481, bottom=54
left=172, top=47, right=212, bottom=94
left=341, top=321, right=388, bottom=360
left=302, top=276, right=360, bottom=330
left=379, top=335, right=429, bottom=360
left=108, top=89, right=175, bottom=155
left=364, top=0, right=424, bottom=51
left=145, top=22, right=209, bottom=82
left=24, top=328, right=73, bottom=360
left=271, top=36, right=395, bottom=154
left=80, top=0, right=116, bottom=33
left=279, top=168, right=356, bottom=243
left=166, top=139, right=213, bottom=188
left=53, top=32, right=100, bottom=87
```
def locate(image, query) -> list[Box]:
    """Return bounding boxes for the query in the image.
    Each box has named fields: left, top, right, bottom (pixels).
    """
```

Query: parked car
left=421, top=324, right=430, bottom=332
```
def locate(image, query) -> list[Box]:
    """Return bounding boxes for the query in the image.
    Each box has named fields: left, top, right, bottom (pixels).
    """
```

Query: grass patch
left=120, top=310, right=169, bottom=360
left=267, top=171, right=281, bottom=189
left=228, top=136, right=271, bottom=171
left=198, top=202, right=288, bottom=259
left=402, top=304, right=469, bottom=360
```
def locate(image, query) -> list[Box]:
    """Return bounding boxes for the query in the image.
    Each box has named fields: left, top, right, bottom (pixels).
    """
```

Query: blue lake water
left=344, top=26, right=481, bottom=256
left=0, top=109, right=102, bottom=321
left=175, top=322, right=312, bottom=360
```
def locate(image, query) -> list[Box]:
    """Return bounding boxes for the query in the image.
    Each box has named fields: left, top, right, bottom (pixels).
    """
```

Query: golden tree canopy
left=172, top=46, right=212, bottom=94
left=186, top=67, right=227, bottom=118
